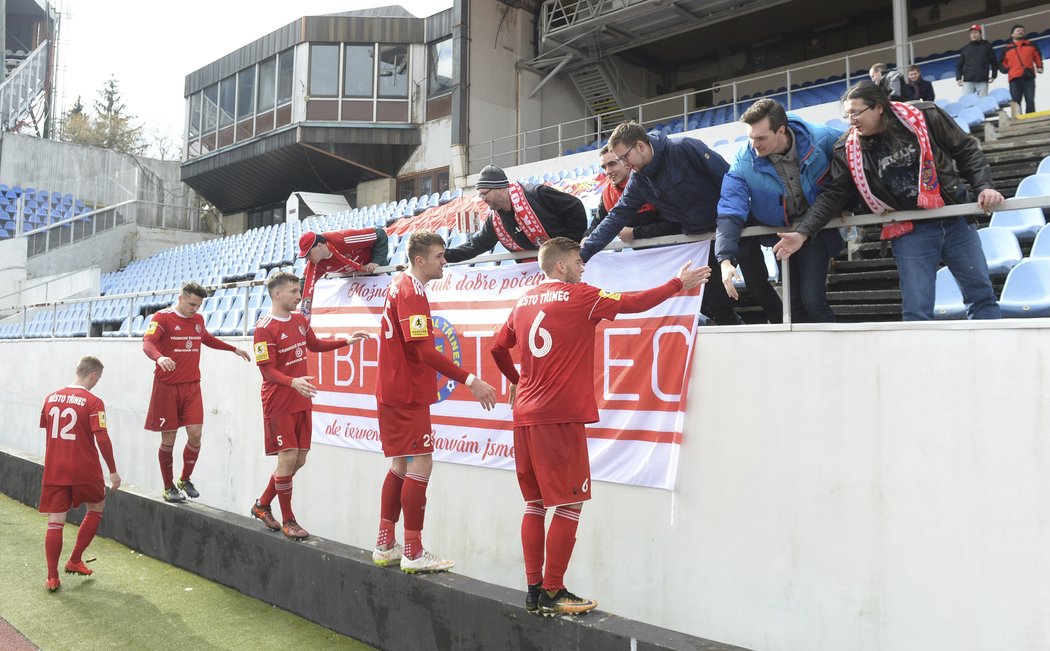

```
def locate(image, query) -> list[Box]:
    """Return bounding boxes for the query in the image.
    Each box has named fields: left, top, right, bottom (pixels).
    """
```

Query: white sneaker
left=400, top=549, right=455, bottom=574
left=372, top=543, right=403, bottom=567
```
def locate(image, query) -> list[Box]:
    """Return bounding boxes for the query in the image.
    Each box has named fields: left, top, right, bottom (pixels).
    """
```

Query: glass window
left=310, top=44, right=340, bottom=97
left=188, top=92, right=202, bottom=138
left=218, top=76, right=236, bottom=128
left=428, top=38, right=453, bottom=97
left=344, top=44, right=375, bottom=98
left=202, top=84, right=218, bottom=132
left=258, top=57, right=276, bottom=112
left=378, top=44, right=408, bottom=98
left=237, top=68, right=255, bottom=120
left=277, top=49, right=294, bottom=104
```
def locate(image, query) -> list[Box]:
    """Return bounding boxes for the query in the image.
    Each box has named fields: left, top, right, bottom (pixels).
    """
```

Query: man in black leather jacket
left=772, top=82, right=1003, bottom=321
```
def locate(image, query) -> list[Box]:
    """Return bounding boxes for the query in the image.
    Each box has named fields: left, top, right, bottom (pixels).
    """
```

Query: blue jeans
left=786, top=228, right=844, bottom=323
left=891, top=217, right=1000, bottom=320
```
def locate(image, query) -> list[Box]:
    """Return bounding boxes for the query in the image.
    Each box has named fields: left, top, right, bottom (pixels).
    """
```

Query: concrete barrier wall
left=1, top=322, right=1048, bottom=651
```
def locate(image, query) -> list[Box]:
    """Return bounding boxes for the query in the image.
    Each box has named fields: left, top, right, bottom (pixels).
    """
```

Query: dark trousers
left=701, top=236, right=783, bottom=324
left=784, top=229, right=844, bottom=323
left=1010, top=76, right=1036, bottom=113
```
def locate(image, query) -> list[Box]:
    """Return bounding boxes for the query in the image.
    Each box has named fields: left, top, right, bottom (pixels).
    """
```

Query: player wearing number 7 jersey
left=38, top=356, right=121, bottom=593
left=490, top=237, right=710, bottom=617
left=372, top=231, right=497, bottom=574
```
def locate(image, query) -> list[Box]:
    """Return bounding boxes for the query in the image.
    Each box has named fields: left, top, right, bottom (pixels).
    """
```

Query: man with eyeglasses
left=581, top=121, right=782, bottom=325
left=584, top=144, right=678, bottom=241
left=773, top=81, right=1001, bottom=321
left=444, top=165, right=586, bottom=263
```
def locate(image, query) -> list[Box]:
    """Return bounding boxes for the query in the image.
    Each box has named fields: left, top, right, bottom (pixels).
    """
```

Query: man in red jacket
left=298, top=227, right=389, bottom=320
left=1000, top=23, right=1044, bottom=114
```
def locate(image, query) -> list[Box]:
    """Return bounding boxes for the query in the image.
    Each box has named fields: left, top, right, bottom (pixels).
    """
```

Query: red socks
left=45, top=522, right=63, bottom=580
left=180, top=443, right=201, bottom=482
left=521, top=502, right=546, bottom=586
left=274, top=474, right=294, bottom=523
left=543, top=506, right=581, bottom=592
left=259, top=473, right=277, bottom=507
left=376, top=469, right=405, bottom=549
left=70, top=511, right=102, bottom=564
left=158, top=444, right=175, bottom=489
left=401, top=473, right=429, bottom=559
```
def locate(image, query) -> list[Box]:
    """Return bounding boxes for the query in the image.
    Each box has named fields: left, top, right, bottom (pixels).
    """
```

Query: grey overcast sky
left=55, top=1, right=452, bottom=157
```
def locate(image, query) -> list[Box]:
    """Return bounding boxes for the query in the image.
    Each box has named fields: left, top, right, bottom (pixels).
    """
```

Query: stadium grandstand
left=2, top=0, right=1050, bottom=649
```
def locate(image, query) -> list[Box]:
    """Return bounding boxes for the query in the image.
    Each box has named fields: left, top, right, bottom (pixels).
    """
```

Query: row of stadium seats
left=0, top=184, right=95, bottom=239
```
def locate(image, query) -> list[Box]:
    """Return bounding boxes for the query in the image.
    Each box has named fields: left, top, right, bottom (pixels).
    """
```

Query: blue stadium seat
left=953, top=117, right=971, bottom=134
left=991, top=88, right=1011, bottom=106
left=933, top=267, right=966, bottom=319
left=1015, top=174, right=1050, bottom=198
left=1038, top=156, right=1050, bottom=176
left=934, top=98, right=949, bottom=108
left=999, top=259, right=1050, bottom=317
left=977, top=95, right=1000, bottom=116
left=977, top=227, right=1023, bottom=275
left=989, top=208, right=1045, bottom=241
left=957, top=93, right=980, bottom=108
left=218, top=308, right=244, bottom=336
left=958, top=106, right=985, bottom=128
left=1030, top=224, right=1050, bottom=259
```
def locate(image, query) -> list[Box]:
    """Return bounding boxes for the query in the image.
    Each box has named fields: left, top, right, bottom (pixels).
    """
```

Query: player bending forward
left=39, top=356, right=122, bottom=592
left=491, top=237, right=709, bottom=616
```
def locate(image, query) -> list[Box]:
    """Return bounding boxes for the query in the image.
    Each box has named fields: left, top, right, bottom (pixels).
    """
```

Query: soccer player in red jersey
left=250, top=272, right=368, bottom=540
left=38, top=356, right=121, bottom=593
left=143, top=282, right=251, bottom=503
left=490, top=237, right=710, bottom=616
left=372, top=231, right=498, bottom=573
left=297, top=227, right=389, bottom=320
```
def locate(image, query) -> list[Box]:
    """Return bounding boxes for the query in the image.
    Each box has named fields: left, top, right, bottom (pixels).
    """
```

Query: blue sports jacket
left=714, top=116, right=839, bottom=262
left=580, top=132, right=727, bottom=261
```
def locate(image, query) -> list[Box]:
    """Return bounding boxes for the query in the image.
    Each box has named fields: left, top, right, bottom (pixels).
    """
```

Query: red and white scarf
left=845, top=101, right=944, bottom=240
left=490, top=183, right=551, bottom=251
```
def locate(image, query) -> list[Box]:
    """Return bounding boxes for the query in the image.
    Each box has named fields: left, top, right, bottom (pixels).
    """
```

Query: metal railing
left=470, top=8, right=1050, bottom=173
left=21, top=199, right=216, bottom=258
left=0, top=40, right=48, bottom=131
left=4, top=196, right=1047, bottom=338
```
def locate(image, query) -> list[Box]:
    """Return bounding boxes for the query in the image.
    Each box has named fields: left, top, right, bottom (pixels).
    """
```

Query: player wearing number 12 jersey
left=38, top=356, right=122, bottom=592
left=490, top=237, right=710, bottom=616
left=249, top=272, right=367, bottom=540
left=372, top=231, right=497, bottom=574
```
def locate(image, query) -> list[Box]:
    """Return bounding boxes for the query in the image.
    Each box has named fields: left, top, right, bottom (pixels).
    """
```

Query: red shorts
left=145, top=379, right=204, bottom=431
left=38, top=482, right=105, bottom=513
left=377, top=402, right=433, bottom=458
left=514, top=423, right=592, bottom=508
left=264, top=411, right=313, bottom=456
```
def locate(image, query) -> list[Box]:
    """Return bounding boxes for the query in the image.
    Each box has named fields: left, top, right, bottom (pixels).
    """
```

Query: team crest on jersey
left=98, top=410, right=107, bottom=429
left=145, top=321, right=158, bottom=335
left=598, top=289, right=622, bottom=301
left=409, top=314, right=429, bottom=338
left=254, top=342, right=270, bottom=362
left=432, top=315, right=463, bottom=403
left=185, top=340, right=192, bottom=349
left=298, top=325, right=307, bottom=336
left=196, top=324, right=202, bottom=333
left=295, top=347, right=303, bottom=358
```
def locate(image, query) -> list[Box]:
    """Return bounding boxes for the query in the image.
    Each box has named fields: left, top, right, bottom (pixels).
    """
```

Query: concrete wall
left=0, top=236, right=28, bottom=299
left=398, top=117, right=452, bottom=176
left=356, top=178, right=396, bottom=207
left=1, top=320, right=1048, bottom=651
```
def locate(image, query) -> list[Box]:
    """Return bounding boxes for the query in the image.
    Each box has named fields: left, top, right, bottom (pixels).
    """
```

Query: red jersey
left=301, top=228, right=382, bottom=319
left=377, top=272, right=440, bottom=409
left=493, top=280, right=624, bottom=426
left=253, top=312, right=315, bottom=417
left=143, top=307, right=236, bottom=384
left=39, top=386, right=116, bottom=485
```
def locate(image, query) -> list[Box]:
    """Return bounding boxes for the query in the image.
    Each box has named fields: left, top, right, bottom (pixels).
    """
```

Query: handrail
left=4, top=196, right=1048, bottom=336
left=472, top=7, right=1050, bottom=172
left=0, top=40, right=48, bottom=131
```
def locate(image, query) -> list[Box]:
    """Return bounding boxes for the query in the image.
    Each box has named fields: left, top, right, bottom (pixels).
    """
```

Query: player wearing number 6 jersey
left=250, top=272, right=367, bottom=540
left=490, top=237, right=710, bottom=616
left=38, top=356, right=121, bottom=593
left=372, top=231, right=497, bottom=574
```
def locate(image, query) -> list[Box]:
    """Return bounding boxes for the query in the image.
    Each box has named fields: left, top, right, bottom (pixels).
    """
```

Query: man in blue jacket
left=582, top=122, right=782, bottom=325
left=716, top=99, right=844, bottom=322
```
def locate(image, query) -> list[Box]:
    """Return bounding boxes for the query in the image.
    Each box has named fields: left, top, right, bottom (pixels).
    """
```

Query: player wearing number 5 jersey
left=38, top=356, right=121, bottom=593
left=490, top=237, right=710, bottom=616
left=249, top=272, right=367, bottom=540
left=372, top=231, right=497, bottom=574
